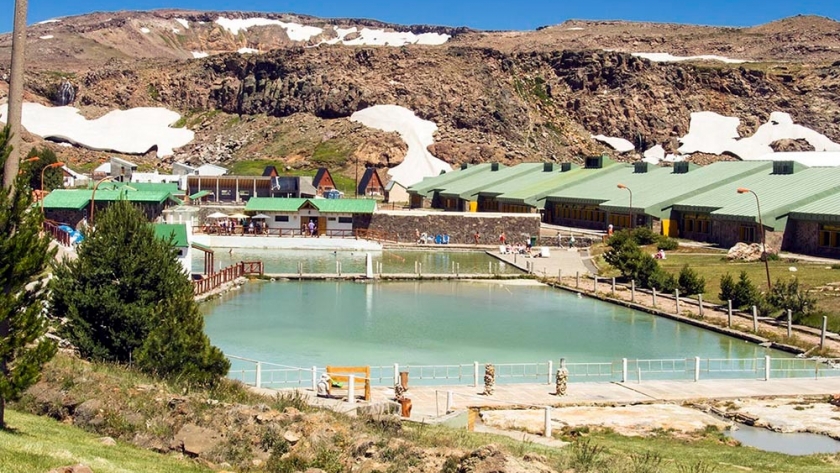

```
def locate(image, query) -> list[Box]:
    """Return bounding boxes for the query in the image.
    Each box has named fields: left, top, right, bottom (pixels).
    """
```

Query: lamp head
left=617, top=183, right=627, bottom=190
left=51, top=161, right=66, bottom=168
left=736, top=187, right=750, bottom=194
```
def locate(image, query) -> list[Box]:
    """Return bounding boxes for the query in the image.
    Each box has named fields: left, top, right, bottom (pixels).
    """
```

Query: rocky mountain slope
left=1, top=10, right=839, bottom=177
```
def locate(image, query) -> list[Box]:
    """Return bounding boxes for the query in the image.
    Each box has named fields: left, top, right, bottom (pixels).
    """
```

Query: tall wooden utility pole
left=3, top=0, right=28, bottom=191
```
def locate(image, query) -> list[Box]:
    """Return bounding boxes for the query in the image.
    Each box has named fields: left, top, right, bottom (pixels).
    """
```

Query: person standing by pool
left=308, top=220, right=316, bottom=237
left=474, top=231, right=481, bottom=245
left=499, top=232, right=506, bottom=245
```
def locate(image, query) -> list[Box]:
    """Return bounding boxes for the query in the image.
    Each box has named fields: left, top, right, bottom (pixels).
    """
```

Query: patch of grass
left=0, top=410, right=209, bottom=473
left=311, top=140, right=353, bottom=167
left=656, top=252, right=840, bottom=330
left=147, top=83, right=160, bottom=101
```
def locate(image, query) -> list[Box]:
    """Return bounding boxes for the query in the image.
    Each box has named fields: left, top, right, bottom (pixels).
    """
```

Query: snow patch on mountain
left=215, top=17, right=324, bottom=42
left=0, top=103, right=194, bottom=157
left=679, top=111, right=840, bottom=160
left=632, top=52, right=746, bottom=64
left=593, top=135, right=635, bottom=153
left=350, top=105, right=451, bottom=187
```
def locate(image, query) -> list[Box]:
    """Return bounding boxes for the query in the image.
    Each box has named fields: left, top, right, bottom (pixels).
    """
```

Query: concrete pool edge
left=547, top=280, right=805, bottom=356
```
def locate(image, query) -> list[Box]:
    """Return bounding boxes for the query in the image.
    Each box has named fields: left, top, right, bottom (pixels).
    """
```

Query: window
left=819, top=224, right=840, bottom=248
left=338, top=217, right=353, bottom=224
left=327, top=217, right=337, bottom=221
left=739, top=225, right=757, bottom=243
left=274, top=215, right=289, bottom=222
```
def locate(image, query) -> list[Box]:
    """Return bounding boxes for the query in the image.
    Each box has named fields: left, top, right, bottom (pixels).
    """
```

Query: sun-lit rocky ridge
left=1, top=10, right=839, bottom=178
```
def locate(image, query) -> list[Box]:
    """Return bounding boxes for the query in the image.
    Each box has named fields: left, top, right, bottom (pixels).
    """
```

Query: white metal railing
left=224, top=355, right=840, bottom=390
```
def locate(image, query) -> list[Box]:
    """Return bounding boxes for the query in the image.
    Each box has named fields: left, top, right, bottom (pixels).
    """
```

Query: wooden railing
left=193, top=227, right=357, bottom=238
left=354, top=228, right=400, bottom=243
left=43, top=220, right=71, bottom=247
left=192, top=261, right=264, bottom=296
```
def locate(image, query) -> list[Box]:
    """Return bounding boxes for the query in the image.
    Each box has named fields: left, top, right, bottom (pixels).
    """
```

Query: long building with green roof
left=786, top=193, right=840, bottom=258
left=671, top=162, right=840, bottom=250
left=432, top=163, right=545, bottom=212
left=407, top=163, right=496, bottom=209
left=43, top=187, right=178, bottom=227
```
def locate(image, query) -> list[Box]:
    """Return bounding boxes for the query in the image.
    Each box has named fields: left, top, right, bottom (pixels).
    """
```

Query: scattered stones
left=98, top=436, right=117, bottom=446
left=283, top=430, right=302, bottom=445
left=73, top=399, right=104, bottom=426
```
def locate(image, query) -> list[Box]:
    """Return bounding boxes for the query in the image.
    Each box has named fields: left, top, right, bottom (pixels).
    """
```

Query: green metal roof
left=407, top=164, right=494, bottom=198
left=122, top=182, right=180, bottom=193
left=154, top=223, right=189, bottom=248
left=598, top=161, right=772, bottom=218
left=311, top=198, right=376, bottom=214
left=789, top=192, right=840, bottom=223
left=245, top=197, right=376, bottom=214
left=497, top=161, right=622, bottom=207
left=42, top=188, right=171, bottom=209
left=245, top=198, right=309, bottom=212
left=42, top=189, right=91, bottom=210
left=478, top=164, right=571, bottom=198
left=672, top=166, right=840, bottom=230
left=190, top=190, right=212, bottom=199
left=438, top=163, right=546, bottom=200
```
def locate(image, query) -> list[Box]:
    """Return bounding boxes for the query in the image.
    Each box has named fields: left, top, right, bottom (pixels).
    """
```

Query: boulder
left=356, top=401, right=400, bottom=417
left=98, top=437, right=117, bottom=446
left=727, top=242, right=764, bottom=262
left=73, top=399, right=104, bottom=426
left=173, top=423, right=223, bottom=456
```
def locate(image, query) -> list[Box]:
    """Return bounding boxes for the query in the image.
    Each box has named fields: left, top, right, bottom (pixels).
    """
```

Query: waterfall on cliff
left=54, top=81, right=76, bottom=106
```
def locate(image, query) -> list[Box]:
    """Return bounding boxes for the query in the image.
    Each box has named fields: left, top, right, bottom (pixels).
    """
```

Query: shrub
left=656, top=236, right=679, bottom=251
left=731, top=271, right=762, bottom=310
left=649, top=268, right=677, bottom=292
left=767, top=278, right=817, bottom=322
left=630, top=227, right=659, bottom=245
left=719, top=273, right=735, bottom=302
left=678, top=264, right=706, bottom=296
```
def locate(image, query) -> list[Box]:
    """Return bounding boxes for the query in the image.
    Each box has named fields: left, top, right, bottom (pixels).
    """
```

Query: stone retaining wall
left=368, top=211, right=541, bottom=245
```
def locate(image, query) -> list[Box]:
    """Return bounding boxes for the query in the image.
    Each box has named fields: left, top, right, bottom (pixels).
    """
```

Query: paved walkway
left=265, top=377, right=840, bottom=424
left=488, top=247, right=593, bottom=277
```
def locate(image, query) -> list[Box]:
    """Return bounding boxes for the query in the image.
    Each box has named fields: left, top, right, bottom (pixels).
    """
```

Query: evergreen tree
left=0, top=126, right=57, bottom=429
left=719, top=273, right=736, bottom=302
left=767, top=278, right=817, bottom=322
left=50, top=199, right=228, bottom=385
left=677, top=264, right=706, bottom=296
left=25, top=147, right=63, bottom=193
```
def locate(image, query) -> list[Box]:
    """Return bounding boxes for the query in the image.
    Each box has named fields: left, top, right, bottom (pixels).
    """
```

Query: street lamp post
left=89, top=176, right=116, bottom=224
left=40, top=161, right=64, bottom=211
left=737, top=187, right=772, bottom=291
left=617, top=183, right=633, bottom=229
left=18, top=156, right=39, bottom=175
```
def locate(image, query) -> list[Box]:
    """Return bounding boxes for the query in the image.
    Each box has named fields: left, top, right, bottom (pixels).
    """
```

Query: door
left=318, top=216, right=327, bottom=236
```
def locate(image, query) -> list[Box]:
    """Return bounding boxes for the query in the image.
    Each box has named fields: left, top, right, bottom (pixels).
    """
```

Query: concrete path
left=488, top=247, right=593, bottom=277
left=273, top=377, right=840, bottom=424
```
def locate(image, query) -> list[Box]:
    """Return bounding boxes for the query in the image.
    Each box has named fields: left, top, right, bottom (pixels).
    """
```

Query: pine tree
left=51, top=199, right=228, bottom=385
left=0, top=126, right=57, bottom=429
left=25, top=147, right=63, bottom=193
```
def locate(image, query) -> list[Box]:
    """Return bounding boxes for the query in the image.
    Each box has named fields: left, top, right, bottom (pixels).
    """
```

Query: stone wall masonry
left=368, top=211, right=541, bottom=245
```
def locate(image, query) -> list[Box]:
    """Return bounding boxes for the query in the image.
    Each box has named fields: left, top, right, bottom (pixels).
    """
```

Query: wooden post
left=255, top=362, right=262, bottom=388
left=787, top=309, right=792, bottom=338
left=652, top=287, right=657, bottom=307
left=694, top=357, right=700, bottom=382
left=593, top=276, right=598, bottom=292
left=576, top=271, right=580, bottom=288
left=544, top=406, right=552, bottom=438
left=675, top=289, right=680, bottom=314
left=631, top=280, right=636, bottom=303
left=547, top=360, right=553, bottom=384
left=312, top=366, right=318, bottom=391
left=821, top=316, right=828, bottom=350
left=446, top=391, right=454, bottom=414
left=611, top=277, right=616, bottom=295
left=473, top=361, right=479, bottom=387
left=347, top=376, right=356, bottom=404
left=752, top=306, right=759, bottom=332
left=727, top=300, right=733, bottom=328
left=698, top=294, right=704, bottom=317
left=765, top=355, right=771, bottom=381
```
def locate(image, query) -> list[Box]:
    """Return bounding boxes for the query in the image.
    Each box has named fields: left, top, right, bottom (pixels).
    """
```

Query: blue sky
left=7, top=0, right=839, bottom=33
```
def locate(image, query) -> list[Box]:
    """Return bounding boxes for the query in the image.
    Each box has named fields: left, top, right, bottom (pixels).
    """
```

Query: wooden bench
left=326, top=365, right=371, bottom=401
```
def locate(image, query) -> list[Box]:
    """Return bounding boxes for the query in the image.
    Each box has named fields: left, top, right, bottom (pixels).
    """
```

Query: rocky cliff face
left=2, top=10, right=839, bottom=175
